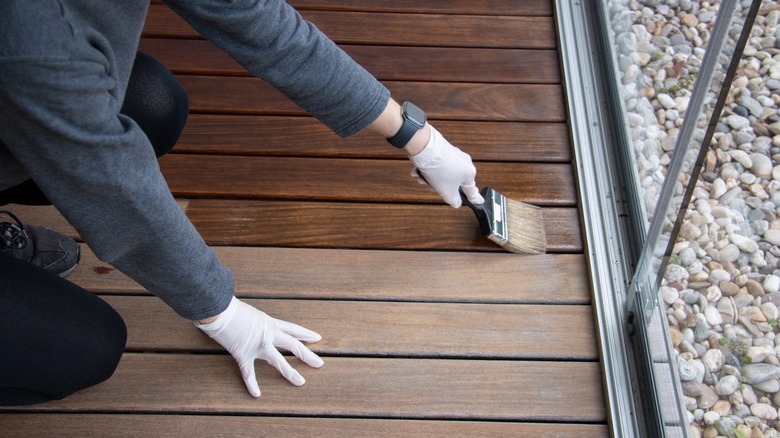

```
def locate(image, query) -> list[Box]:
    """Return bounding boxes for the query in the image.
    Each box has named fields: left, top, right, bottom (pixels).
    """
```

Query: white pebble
left=750, top=403, right=779, bottom=420
left=764, top=275, right=780, bottom=294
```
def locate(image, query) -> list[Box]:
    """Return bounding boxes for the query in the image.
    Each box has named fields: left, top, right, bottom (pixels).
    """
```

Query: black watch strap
left=387, top=102, right=426, bottom=148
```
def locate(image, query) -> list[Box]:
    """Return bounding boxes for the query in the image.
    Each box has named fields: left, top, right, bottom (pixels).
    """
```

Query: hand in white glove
left=196, top=296, right=324, bottom=397
left=409, top=125, right=484, bottom=208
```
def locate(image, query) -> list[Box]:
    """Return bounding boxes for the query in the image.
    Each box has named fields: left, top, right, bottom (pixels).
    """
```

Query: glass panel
left=603, top=0, right=764, bottom=435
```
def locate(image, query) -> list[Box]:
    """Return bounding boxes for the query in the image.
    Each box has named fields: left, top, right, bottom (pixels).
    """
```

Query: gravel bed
left=608, top=0, right=780, bottom=436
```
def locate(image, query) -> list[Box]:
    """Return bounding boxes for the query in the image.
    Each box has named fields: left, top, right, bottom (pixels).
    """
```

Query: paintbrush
left=417, top=169, right=547, bottom=254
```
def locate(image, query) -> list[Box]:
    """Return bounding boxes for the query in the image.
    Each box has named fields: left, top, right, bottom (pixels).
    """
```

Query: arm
left=0, top=59, right=233, bottom=323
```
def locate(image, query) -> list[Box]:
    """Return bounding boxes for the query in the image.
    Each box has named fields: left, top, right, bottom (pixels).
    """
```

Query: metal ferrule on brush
left=478, top=187, right=508, bottom=246
left=457, top=186, right=509, bottom=245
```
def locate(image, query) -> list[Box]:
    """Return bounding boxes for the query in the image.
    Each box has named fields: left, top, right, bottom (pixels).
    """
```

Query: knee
left=122, top=52, right=189, bottom=157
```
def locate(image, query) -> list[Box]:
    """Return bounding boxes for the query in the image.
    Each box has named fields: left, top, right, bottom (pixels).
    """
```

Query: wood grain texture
left=288, top=0, right=554, bottom=16
left=16, top=354, right=605, bottom=422
left=67, top=245, right=591, bottom=304
left=0, top=414, right=609, bottom=438
left=180, top=200, right=582, bottom=252
left=143, top=6, right=556, bottom=49
left=178, top=76, right=566, bottom=122
left=158, top=155, right=576, bottom=205
left=4, top=201, right=581, bottom=252
left=0, top=2, right=608, bottom=432
left=149, top=0, right=554, bottom=16
left=173, top=115, right=572, bottom=163
left=102, top=296, right=598, bottom=360
left=138, top=38, right=561, bottom=84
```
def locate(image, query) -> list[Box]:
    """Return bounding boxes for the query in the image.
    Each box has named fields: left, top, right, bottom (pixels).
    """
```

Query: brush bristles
left=501, top=198, right=547, bottom=254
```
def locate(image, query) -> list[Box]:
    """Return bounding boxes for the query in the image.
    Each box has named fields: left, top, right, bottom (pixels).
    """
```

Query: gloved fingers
left=238, top=359, right=262, bottom=397
left=410, top=168, right=427, bottom=185
left=274, top=318, right=322, bottom=343
left=259, top=346, right=306, bottom=386
left=440, top=186, right=463, bottom=208
left=274, top=331, right=325, bottom=369
left=460, top=183, right=484, bottom=205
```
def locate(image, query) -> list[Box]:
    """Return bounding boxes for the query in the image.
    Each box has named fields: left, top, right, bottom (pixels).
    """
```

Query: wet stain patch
left=93, top=266, right=114, bottom=275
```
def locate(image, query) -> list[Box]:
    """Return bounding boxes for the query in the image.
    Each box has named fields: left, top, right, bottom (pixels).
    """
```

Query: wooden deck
left=1, top=1, right=609, bottom=436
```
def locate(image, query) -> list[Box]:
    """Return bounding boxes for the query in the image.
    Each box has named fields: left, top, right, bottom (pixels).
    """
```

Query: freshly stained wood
left=158, top=155, right=576, bottom=205
left=1, top=414, right=609, bottom=438
left=150, top=0, right=554, bottom=16
left=178, top=76, right=566, bottom=122
left=70, top=246, right=591, bottom=304
left=174, top=115, right=572, bottom=162
left=5, top=202, right=583, bottom=252
left=181, top=200, right=582, bottom=252
left=22, top=354, right=606, bottom=422
left=139, top=38, right=561, bottom=84
left=288, top=0, right=554, bottom=16
left=102, top=296, right=598, bottom=359
left=143, top=6, right=557, bottom=49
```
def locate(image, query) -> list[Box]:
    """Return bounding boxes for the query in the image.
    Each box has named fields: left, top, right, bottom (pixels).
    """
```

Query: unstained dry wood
left=68, top=245, right=591, bottom=304
left=0, top=414, right=609, bottom=438
left=101, top=295, right=598, bottom=360
left=18, top=354, right=606, bottom=423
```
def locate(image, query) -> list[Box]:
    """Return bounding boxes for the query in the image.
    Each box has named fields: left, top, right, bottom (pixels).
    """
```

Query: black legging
left=0, top=53, right=188, bottom=405
left=0, top=255, right=127, bottom=405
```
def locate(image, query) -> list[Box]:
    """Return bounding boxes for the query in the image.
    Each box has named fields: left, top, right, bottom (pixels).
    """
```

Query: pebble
left=679, top=356, right=698, bottom=381
left=699, top=384, right=719, bottom=410
left=731, top=234, right=760, bottom=253
left=752, top=153, right=774, bottom=178
left=765, top=229, right=780, bottom=245
left=754, top=379, right=780, bottom=393
left=764, top=275, right=780, bottom=294
left=748, top=345, right=776, bottom=363
left=715, top=374, right=740, bottom=395
left=750, top=403, right=779, bottom=421
left=748, top=279, right=766, bottom=297
left=702, top=349, right=726, bottom=373
left=742, top=364, right=780, bottom=385
left=683, top=380, right=703, bottom=397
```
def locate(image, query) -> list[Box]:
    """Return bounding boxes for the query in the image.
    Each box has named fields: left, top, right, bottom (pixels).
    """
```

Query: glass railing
left=559, top=0, right=773, bottom=436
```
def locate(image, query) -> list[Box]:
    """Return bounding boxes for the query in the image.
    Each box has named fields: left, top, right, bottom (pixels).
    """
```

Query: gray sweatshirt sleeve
left=0, top=2, right=233, bottom=321
left=163, top=0, right=390, bottom=137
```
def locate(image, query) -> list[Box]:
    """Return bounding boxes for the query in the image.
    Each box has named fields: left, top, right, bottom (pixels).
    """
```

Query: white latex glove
left=409, top=125, right=484, bottom=208
left=195, top=296, right=324, bottom=397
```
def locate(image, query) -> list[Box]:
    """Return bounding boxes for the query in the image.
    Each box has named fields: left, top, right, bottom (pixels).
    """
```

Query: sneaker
left=0, top=210, right=81, bottom=277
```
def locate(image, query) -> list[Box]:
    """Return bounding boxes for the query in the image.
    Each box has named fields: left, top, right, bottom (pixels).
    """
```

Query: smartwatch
left=387, top=101, right=426, bottom=148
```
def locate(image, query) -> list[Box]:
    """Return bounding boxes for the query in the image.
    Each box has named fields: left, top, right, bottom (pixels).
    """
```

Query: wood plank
left=288, top=0, right=553, bottom=16
left=150, top=0, right=554, bottom=17
left=180, top=200, right=582, bottom=252
left=0, top=414, right=609, bottom=438
left=100, top=296, right=598, bottom=360
left=69, top=246, right=591, bottom=304
left=9, top=354, right=606, bottom=422
left=6, top=201, right=582, bottom=252
left=174, top=115, right=572, bottom=163
left=158, top=155, right=576, bottom=206
left=139, top=38, right=561, bottom=84
left=177, top=75, right=567, bottom=122
left=143, top=6, right=557, bottom=49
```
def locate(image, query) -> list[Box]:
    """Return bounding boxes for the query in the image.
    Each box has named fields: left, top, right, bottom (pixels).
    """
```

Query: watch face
left=403, top=102, right=426, bottom=127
